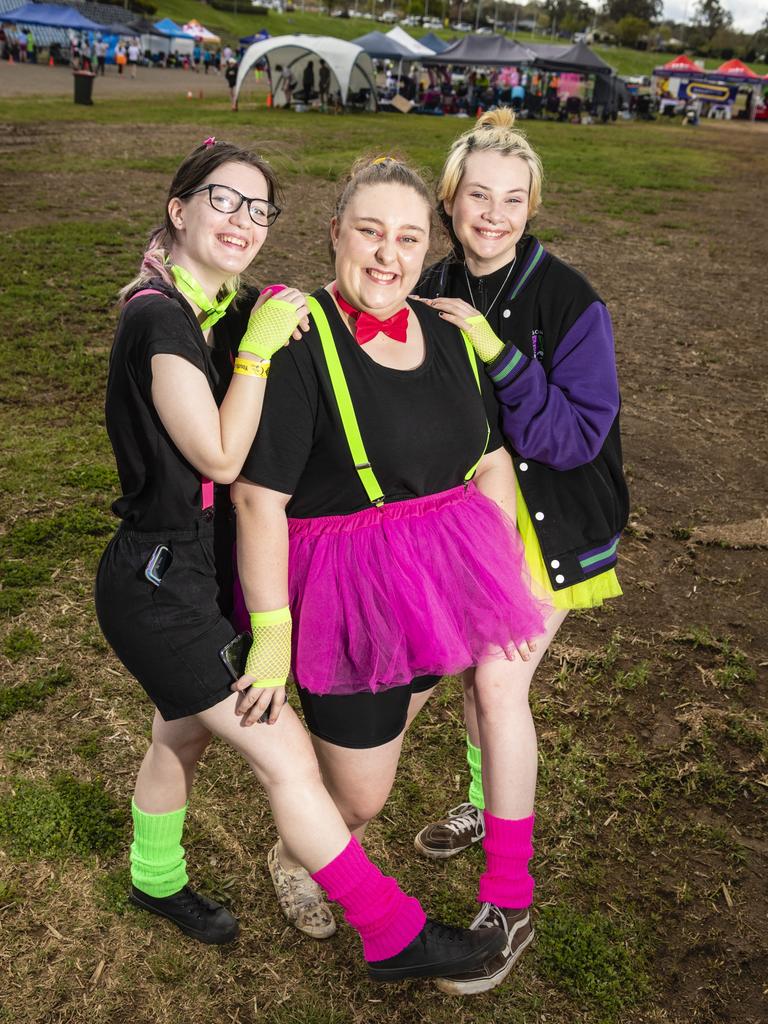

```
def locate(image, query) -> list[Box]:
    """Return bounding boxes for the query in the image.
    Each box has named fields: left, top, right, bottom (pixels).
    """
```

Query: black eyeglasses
left=180, top=184, right=281, bottom=227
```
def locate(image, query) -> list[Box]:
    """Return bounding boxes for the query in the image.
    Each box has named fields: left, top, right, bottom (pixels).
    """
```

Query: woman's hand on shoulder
left=411, top=294, right=481, bottom=332
left=252, top=287, right=310, bottom=342
left=412, top=296, right=505, bottom=364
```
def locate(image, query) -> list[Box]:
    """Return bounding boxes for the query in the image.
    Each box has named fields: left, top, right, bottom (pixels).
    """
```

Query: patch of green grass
left=4, top=503, right=113, bottom=562
left=0, top=667, right=72, bottom=722
left=95, top=866, right=131, bottom=915
left=537, top=903, right=651, bottom=1020
left=0, top=773, right=125, bottom=859
left=613, top=660, right=651, bottom=692
left=712, top=644, right=756, bottom=691
left=1, top=626, right=41, bottom=660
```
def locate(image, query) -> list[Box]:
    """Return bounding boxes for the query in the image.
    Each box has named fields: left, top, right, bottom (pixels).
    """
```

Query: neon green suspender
left=307, top=296, right=490, bottom=508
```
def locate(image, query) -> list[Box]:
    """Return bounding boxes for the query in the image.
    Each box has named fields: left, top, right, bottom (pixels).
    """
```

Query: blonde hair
left=436, top=108, right=543, bottom=255
left=329, top=154, right=434, bottom=261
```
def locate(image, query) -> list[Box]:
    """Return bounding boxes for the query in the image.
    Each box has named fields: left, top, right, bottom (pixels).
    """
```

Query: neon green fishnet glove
left=238, top=298, right=302, bottom=361
left=245, top=606, right=292, bottom=688
left=465, top=314, right=506, bottom=364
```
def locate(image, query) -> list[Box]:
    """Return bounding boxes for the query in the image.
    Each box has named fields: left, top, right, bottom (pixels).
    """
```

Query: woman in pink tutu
left=230, top=156, right=548, bottom=975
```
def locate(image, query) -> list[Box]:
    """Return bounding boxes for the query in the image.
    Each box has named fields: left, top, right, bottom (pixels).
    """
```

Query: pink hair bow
left=203, top=136, right=216, bottom=148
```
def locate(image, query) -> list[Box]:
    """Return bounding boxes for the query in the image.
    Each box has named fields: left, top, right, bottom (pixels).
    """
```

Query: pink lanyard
left=127, top=288, right=217, bottom=512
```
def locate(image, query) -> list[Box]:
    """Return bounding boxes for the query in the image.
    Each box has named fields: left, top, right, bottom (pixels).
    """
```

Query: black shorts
left=296, top=675, right=441, bottom=749
left=95, top=520, right=237, bottom=721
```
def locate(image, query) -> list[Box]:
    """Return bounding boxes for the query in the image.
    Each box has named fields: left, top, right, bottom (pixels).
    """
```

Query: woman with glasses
left=95, top=139, right=505, bottom=982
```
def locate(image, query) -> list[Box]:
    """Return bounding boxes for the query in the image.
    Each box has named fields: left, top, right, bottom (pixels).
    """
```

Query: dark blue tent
left=0, top=2, right=103, bottom=30
left=426, top=34, right=534, bottom=66
left=240, top=30, right=269, bottom=45
left=418, top=32, right=450, bottom=54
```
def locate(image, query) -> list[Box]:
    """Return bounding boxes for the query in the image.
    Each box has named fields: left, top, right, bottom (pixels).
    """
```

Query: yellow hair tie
left=371, top=155, right=395, bottom=165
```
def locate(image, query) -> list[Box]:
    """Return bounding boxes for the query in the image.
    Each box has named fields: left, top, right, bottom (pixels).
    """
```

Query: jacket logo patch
left=531, top=330, right=544, bottom=361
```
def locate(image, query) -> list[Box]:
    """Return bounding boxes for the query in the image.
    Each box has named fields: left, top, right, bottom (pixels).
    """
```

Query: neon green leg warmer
left=466, top=736, right=485, bottom=811
left=130, top=800, right=189, bottom=898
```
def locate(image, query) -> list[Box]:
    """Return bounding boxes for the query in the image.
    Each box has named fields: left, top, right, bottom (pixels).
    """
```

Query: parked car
left=452, top=21, right=472, bottom=31
left=423, top=17, right=442, bottom=28
left=379, top=10, right=398, bottom=23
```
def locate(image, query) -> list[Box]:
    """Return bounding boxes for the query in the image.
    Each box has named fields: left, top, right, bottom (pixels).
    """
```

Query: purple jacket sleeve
left=486, top=302, right=619, bottom=471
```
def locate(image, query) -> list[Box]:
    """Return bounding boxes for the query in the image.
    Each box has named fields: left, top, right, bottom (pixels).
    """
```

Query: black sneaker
left=129, top=885, right=240, bottom=945
left=434, top=902, right=534, bottom=994
left=367, top=916, right=506, bottom=982
left=414, top=802, right=485, bottom=860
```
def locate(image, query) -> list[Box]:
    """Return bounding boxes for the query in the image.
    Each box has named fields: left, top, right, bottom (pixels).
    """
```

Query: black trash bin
left=73, top=70, right=96, bottom=105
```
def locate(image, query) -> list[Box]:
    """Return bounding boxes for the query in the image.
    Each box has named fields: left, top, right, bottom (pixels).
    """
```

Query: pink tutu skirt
left=288, top=482, right=549, bottom=696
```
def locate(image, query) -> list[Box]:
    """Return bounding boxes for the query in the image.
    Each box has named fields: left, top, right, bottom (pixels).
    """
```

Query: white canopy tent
left=384, top=26, right=435, bottom=58
left=235, top=34, right=377, bottom=109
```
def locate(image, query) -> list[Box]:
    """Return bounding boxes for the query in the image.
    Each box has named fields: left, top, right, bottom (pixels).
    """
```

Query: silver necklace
left=463, top=256, right=516, bottom=317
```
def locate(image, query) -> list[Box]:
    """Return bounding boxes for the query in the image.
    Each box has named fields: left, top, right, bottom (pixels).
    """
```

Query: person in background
left=302, top=59, right=315, bottom=104
left=225, top=58, right=238, bottom=111
left=25, top=28, right=35, bottom=63
left=127, top=38, right=140, bottom=78
left=18, top=26, right=27, bottom=62
left=412, top=107, right=629, bottom=994
left=318, top=58, right=331, bottom=112
left=95, top=36, right=108, bottom=75
left=273, top=62, right=296, bottom=108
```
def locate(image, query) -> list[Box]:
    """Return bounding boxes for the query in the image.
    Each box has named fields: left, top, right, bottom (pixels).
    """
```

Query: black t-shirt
left=240, top=288, right=503, bottom=517
left=105, top=280, right=255, bottom=531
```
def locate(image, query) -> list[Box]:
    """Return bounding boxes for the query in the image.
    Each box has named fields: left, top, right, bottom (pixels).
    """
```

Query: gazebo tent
left=651, top=55, right=766, bottom=119
left=153, top=18, right=194, bottom=39
left=235, top=35, right=377, bottom=109
left=425, top=34, right=534, bottom=66
left=657, top=53, right=700, bottom=73
left=529, top=40, right=613, bottom=74
left=0, top=3, right=103, bottom=31
left=351, top=30, right=414, bottom=60
left=418, top=32, right=451, bottom=54
left=182, top=19, right=220, bottom=45
left=385, top=26, right=434, bottom=58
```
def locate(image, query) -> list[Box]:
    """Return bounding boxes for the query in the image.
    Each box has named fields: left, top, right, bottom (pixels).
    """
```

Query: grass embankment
left=0, top=107, right=765, bottom=1024
left=117, top=0, right=768, bottom=77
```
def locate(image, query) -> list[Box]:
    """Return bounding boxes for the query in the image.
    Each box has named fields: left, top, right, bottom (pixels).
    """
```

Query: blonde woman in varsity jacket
left=412, top=108, right=629, bottom=994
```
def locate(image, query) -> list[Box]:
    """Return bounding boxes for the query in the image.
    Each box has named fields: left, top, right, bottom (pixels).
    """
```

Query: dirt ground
left=0, top=59, right=242, bottom=99
left=0, top=102, right=766, bottom=1024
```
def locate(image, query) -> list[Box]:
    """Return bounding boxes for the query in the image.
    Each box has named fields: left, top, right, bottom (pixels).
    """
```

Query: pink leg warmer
left=311, top=837, right=426, bottom=962
left=478, top=811, right=535, bottom=909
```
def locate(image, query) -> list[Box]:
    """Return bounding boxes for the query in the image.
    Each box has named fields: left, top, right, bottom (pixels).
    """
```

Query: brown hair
left=436, top=108, right=543, bottom=259
left=329, top=155, right=434, bottom=261
left=119, top=140, right=281, bottom=306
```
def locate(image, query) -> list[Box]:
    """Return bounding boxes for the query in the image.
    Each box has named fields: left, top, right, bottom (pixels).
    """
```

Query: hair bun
left=477, top=107, right=517, bottom=131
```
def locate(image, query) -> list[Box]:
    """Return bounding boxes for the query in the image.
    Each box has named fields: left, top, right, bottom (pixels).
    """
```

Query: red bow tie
left=334, top=287, right=409, bottom=345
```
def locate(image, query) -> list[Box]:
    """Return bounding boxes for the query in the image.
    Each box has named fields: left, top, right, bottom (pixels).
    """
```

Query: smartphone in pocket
left=145, top=544, right=172, bottom=586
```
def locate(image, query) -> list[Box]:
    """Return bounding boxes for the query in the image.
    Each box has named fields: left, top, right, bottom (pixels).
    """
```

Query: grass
left=0, top=99, right=764, bottom=1024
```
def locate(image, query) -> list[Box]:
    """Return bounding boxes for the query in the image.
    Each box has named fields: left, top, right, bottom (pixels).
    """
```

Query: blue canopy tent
left=153, top=17, right=194, bottom=39
left=0, top=2, right=103, bottom=30
left=418, top=32, right=451, bottom=54
left=240, top=30, right=269, bottom=45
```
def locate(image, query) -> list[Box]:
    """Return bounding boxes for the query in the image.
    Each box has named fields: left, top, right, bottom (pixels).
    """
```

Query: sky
left=580, top=1, right=765, bottom=34
left=662, top=0, right=765, bottom=33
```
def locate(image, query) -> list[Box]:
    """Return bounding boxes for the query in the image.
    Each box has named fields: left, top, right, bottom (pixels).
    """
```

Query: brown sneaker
left=414, top=802, right=485, bottom=860
left=434, top=902, right=534, bottom=995
left=267, top=843, right=337, bottom=939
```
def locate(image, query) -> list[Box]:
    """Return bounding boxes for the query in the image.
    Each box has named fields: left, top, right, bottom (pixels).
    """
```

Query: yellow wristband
left=234, top=358, right=270, bottom=378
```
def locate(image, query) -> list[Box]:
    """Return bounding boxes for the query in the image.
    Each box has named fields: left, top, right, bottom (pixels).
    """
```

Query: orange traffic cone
left=266, top=91, right=273, bottom=108
left=48, top=55, right=54, bottom=66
